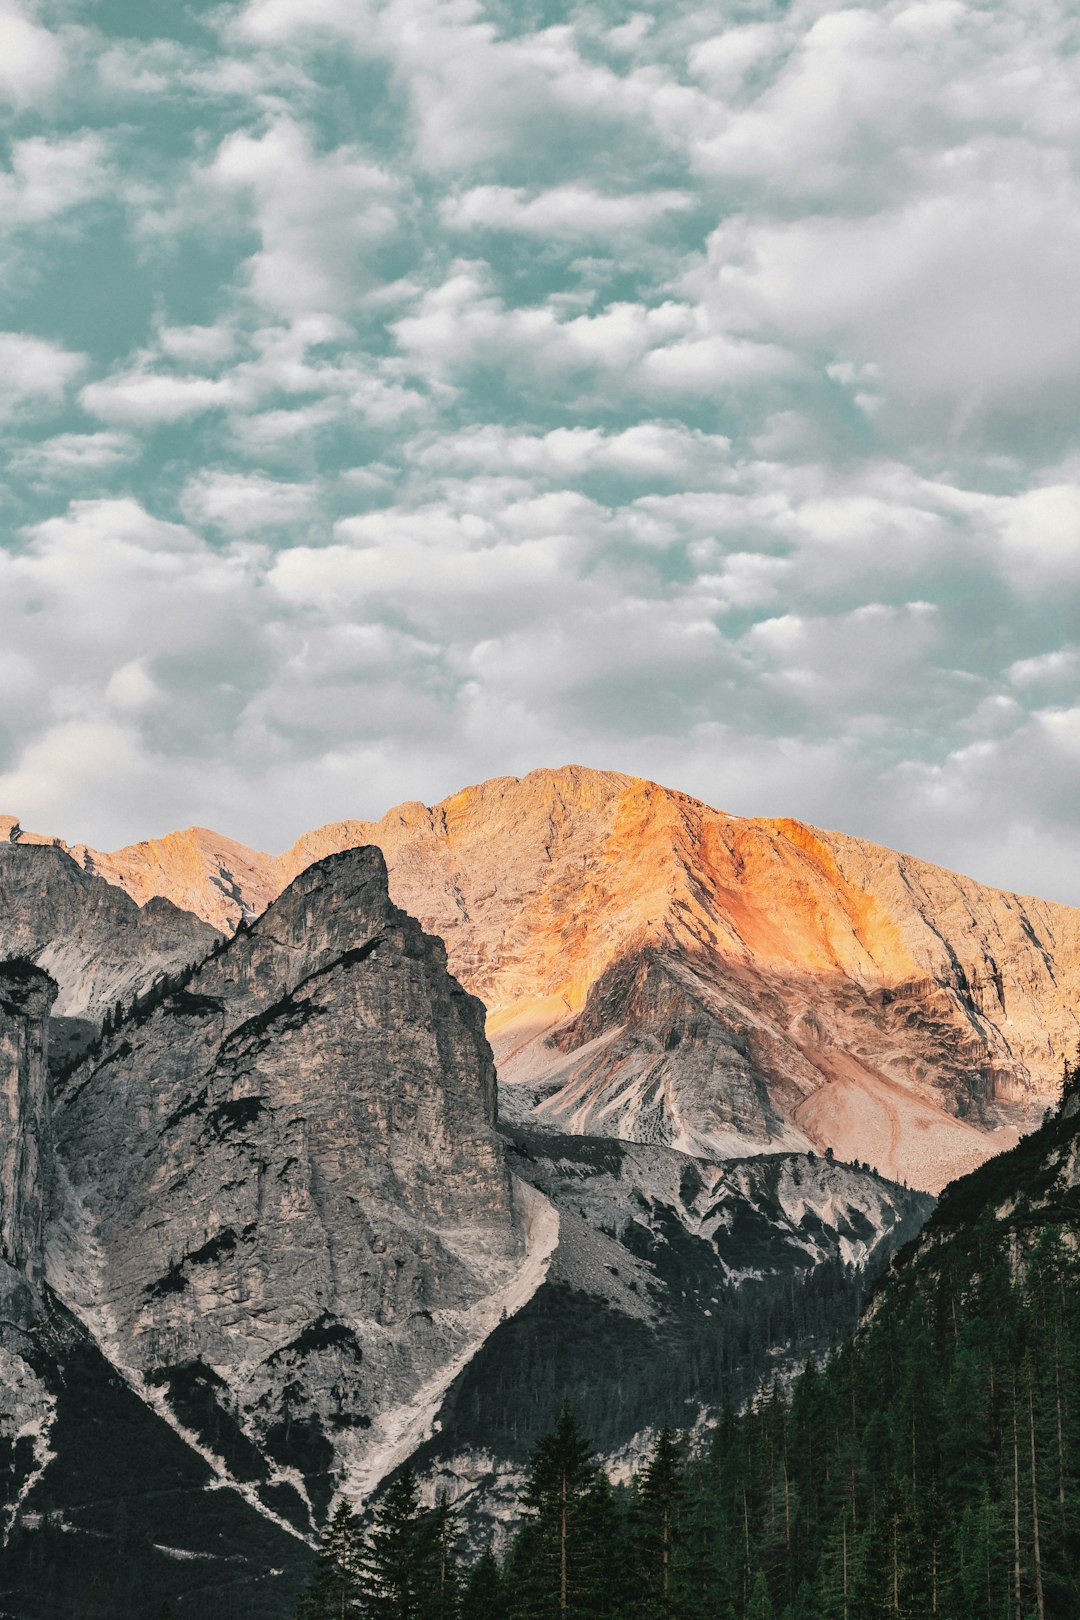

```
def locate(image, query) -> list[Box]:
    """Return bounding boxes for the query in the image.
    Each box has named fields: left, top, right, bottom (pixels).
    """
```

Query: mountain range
left=8, top=765, right=1076, bottom=1192
left=2, top=764, right=1077, bottom=1616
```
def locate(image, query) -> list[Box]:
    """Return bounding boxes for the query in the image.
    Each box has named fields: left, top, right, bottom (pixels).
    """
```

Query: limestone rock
left=0, top=960, right=57, bottom=1280
left=50, top=845, right=531, bottom=1529
left=0, top=843, right=220, bottom=1022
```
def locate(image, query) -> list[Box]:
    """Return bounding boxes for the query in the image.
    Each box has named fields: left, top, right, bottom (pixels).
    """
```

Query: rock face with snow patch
left=50, top=846, right=529, bottom=1531
left=0, top=841, right=219, bottom=1024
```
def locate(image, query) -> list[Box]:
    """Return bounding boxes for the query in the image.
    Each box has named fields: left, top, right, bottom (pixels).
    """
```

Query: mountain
left=48, top=846, right=533, bottom=1534
left=0, top=958, right=311, bottom=1620
left=0, top=841, right=932, bottom=1616
left=0, top=835, right=219, bottom=1042
left=16, top=767, right=1078, bottom=1191
left=437, top=1059, right=1080, bottom=1620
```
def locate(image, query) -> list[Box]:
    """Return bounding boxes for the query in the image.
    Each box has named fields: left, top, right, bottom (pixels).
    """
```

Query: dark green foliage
left=415, top=1491, right=462, bottom=1620
left=296, top=1499, right=363, bottom=1620
left=358, top=1464, right=425, bottom=1619
left=511, top=1403, right=600, bottom=1619
left=631, top=1429, right=686, bottom=1619
left=462, top=1543, right=506, bottom=1620
left=453, top=1078, right=1080, bottom=1620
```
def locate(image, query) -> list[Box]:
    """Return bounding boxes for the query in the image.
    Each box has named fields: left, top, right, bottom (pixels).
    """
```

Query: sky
left=0, top=0, right=1078, bottom=899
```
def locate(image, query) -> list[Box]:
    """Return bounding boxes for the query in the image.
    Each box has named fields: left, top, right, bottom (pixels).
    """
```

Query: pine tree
left=358, top=1465, right=423, bottom=1620
left=415, top=1490, right=460, bottom=1620
left=296, top=1498, right=362, bottom=1620
left=461, top=1543, right=506, bottom=1620
left=511, top=1403, right=599, bottom=1620
left=632, top=1429, right=686, bottom=1619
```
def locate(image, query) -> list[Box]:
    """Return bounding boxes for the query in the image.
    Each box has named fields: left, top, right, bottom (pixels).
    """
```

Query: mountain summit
left=8, top=767, right=1078, bottom=1190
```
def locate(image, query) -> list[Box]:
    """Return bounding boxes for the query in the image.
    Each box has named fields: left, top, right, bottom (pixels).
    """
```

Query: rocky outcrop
left=50, top=845, right=530, bottom=1530
left=20, top=768, right=1076, bottom=1191
left=0, top=842, right=219, bottom=1023
left=0, top=960, right=57, bottom=1279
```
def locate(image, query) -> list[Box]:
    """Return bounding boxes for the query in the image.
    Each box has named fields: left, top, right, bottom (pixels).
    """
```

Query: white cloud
left=0, top=333, right=85, bottom=419
left=158, top=321, right=237, bottom=365
left=8, top=431, right=138, bottom=479
left=80, top=368, right=239, bottom=425
left=412, top=422, right=731, bottom=483
left=442, top=183, right=693, bottom=239
left=0, top=133, right=109, bottom=224
left=992, top=485, right=1080, bottom=590
left=392, top=263, right=789, bottom=401
left=0, top=1, right=64, bottom=107
left=207, top=118, right=400, bottom=316
left=180, top=470, right=319, bottom=534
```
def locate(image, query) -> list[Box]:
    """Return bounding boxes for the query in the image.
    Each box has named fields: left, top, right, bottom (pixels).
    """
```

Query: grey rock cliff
left=0, top=843, right=219, bottom=1023
left=0, top=960, right=57, bottom=1280
left=50, top=846, right=532, bottom=1529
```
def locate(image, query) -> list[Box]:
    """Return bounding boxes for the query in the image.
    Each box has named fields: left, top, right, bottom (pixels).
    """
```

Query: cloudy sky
left=1, top=0, right=1078, bottom=898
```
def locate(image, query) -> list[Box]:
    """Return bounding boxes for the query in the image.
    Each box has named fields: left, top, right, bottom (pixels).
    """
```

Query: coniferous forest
left=294, top=1067, right=1080, bottom=1620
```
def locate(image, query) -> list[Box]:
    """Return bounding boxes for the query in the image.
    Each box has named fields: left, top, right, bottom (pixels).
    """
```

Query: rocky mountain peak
left=49, top=843, right=534, bottom=1528
left=0, top=842, right=220, bottom=1022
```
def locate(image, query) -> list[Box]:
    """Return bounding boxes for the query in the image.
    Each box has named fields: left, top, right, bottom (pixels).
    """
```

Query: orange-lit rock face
left=22, top=766, right=1080, bottom=1193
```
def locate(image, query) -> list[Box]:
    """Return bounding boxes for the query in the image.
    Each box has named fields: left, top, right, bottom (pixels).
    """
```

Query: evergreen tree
left=358, top=1465, right=423, bottom=1620
left=632, top=1429, right=686, bottom=1619
left=415, top=1490, right=461, bottom=1620
left=512, top=1403, right=599, bottom=1619
left=461, top=1543, right=506, bottom=1620
left=296, top=1498, right=362, bottom=1620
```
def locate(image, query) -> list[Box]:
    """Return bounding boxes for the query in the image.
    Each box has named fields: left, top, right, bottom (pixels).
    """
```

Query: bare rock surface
left=49, top=845, right=531, bottom=1530
left=0, top=840, right=219, bottom=1022
left=19, top=767, right=1077, bottom=1191
left=0, top=960, right=57, bottom=1279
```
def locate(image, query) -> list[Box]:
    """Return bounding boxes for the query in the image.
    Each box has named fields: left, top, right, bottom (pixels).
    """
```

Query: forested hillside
left=295, top=1059, right=1080, bottom=1619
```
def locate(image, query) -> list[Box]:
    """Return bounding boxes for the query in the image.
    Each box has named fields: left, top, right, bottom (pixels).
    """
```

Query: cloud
left=0, top=0, right=1079, bottom=905
left=392, top=262, right=790, bottom=402
left=0, top=333, right=85, bottom=419
left=8, top=430, right=138, bottom=480
left=79, top=368, right=238, bottom=425
left=180, top=469, right=319, bottom=534
left=0, top=133, right=110, bottom=225
left=0, top=1, right=65, bottom=108
left=441, top=183, right=693, bottom=239
left=411, top=422, right=731, bottom=483
left=206, top=118, right=401, bottom=316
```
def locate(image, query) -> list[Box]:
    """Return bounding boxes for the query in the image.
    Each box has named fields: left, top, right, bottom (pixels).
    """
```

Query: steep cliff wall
left=50, top=846, right=534, bottom=1529
left=0, top=843, right=219, bottom=1022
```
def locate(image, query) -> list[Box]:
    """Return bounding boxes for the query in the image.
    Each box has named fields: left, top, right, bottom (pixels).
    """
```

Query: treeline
left=297, top=1078, right=1080, bottom=1619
